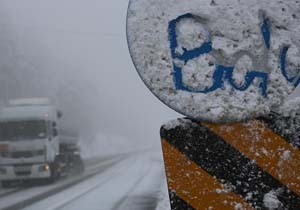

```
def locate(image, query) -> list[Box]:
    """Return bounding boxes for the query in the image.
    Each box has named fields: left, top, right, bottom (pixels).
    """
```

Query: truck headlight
left=38, top=164, right=50, bottom=172
left=0, top=167, right=7, bottom=174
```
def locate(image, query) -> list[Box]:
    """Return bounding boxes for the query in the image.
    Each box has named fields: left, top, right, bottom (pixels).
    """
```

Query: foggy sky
left=0, top=0, right=179, bottom=149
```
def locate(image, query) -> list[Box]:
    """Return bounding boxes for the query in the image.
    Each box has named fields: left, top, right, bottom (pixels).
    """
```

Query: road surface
left=0, top=149, right=170, bottom=210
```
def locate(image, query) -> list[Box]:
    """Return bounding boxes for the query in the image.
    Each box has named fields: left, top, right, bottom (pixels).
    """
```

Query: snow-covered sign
left=127, top=0, right=300, bottom=122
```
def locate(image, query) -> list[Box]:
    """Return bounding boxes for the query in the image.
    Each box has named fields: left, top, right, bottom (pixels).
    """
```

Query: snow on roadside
left=155, top=171, right=171, bottom=210
left=79, top=133, right=137, bottom=159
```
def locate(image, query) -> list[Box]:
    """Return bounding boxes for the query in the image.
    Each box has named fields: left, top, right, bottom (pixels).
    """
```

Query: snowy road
left=19, top=149, right=170, bottom=210
left=0, top=154, right=127, bottom=210
left=0, top=156, right=122, bottom=199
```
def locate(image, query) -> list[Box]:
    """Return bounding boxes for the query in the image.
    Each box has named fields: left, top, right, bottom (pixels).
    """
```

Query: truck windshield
left=0, top=120, right=47, bottom=141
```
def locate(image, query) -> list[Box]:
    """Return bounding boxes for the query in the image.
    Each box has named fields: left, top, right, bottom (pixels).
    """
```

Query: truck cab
left=0, top=98, right=62, bottom=186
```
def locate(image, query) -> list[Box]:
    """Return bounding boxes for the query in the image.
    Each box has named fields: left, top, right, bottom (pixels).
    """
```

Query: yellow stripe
left=204, top=120, right=300, bottom=197
left=162, top=140, right=255, bottom=210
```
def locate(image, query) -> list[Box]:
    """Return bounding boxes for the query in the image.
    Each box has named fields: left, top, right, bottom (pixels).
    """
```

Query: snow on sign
left=127, top=0, right=300, bottom=122
left=160, top=113, right=300, bottom=210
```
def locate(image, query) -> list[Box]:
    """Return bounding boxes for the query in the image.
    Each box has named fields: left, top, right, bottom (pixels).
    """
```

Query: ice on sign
left=127, top=0, right=300, bottom=122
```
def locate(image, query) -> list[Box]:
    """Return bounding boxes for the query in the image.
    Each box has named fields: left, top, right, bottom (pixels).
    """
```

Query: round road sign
left=127, top=0, right=300, bottom=122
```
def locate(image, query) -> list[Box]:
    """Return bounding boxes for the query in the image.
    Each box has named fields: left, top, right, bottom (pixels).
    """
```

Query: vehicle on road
left=0, top=98, right=84, bottom=187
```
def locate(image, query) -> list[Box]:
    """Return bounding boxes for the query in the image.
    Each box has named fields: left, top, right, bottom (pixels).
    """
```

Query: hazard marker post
left=160, top=115, right=300, bottom=210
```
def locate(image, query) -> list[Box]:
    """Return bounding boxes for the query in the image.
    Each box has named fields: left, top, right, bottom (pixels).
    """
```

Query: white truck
left=0, top=98, right=84, bottom=187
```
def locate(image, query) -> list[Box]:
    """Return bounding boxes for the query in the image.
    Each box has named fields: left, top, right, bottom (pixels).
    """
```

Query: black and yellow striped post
left=161, top=114, right=300, bottom=210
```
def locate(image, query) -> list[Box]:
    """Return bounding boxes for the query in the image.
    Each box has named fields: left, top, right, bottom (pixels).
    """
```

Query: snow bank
left=155, top=168, right=171, bottom=210
left=127, top=0, right=300, bottom=122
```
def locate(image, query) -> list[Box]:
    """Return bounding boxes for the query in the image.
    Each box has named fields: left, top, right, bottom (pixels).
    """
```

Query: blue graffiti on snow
left=168, top=13, right=299, bottom=97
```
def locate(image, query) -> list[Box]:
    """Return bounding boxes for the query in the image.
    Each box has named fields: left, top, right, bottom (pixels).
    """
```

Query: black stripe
left=258, top=112, right=300, bottom=149
left=161, top=119, right=300, bottom=210
left=168, top=191, right=195, bottom=210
